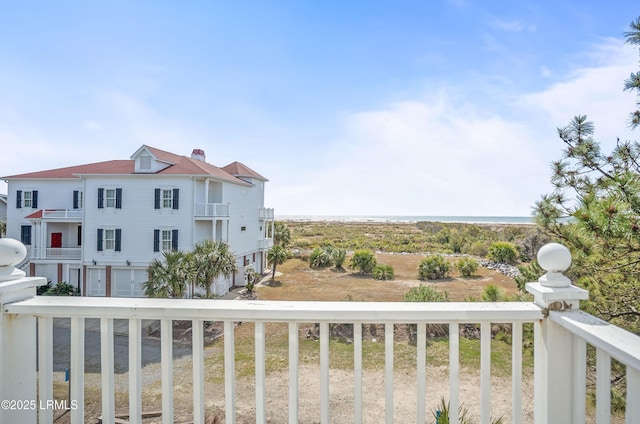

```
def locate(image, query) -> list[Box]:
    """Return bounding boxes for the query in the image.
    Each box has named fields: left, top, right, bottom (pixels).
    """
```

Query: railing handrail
left=550, top=309, right=640, bottom=371
left=4, top=297, right=543, bottom=322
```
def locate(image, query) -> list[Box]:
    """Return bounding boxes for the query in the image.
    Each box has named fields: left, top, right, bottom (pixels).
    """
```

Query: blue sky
left=1, top=1, right=639, bottom=216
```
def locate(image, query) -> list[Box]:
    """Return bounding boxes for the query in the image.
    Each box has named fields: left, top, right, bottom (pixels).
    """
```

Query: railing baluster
left=627, top=366, right=640, bottom=424
left=129, top=318, right=142, bottom=424
left=70, top=317, right=85, bottom=424
left=320, top=322, right=330, bottom=424
left=385, top=322, right=394, bottom=423
left=288, top=322, right=298, bottom=424
left=511, top=322, right=522, bottom=424
left=193, top=319, right=205, bottom=424
left=449, top=323, right=460, bottom=424
left=354, top=322, right=363, bottom=424
left=161, top=319, right=174, bottom=424
left=38, top=317, right=53, bottom=424
left=224, top=320, right=236, bottom=424
left=481, top=322, right=491, bottom=424
left=416, top=322, right=426, bottom=424
left=596, top=348, right=611, bottom=424
left=573, top=336, right=586, bottom=423
left=256, top=321, right=266, bottom=423
left=100, top=318, right=115, bottom=424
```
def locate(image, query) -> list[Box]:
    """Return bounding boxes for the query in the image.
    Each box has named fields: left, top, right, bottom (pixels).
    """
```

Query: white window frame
left=104, top=229, right=116, bottom=251
left=162, top=189, right=173, bottom=208
left=105, top=189, right=116, bottom=208
left=23, top=191, right=33, bottom=208
left=78, top=191, right=84, bottom=209
left=161, top=230, right=172, bottom=252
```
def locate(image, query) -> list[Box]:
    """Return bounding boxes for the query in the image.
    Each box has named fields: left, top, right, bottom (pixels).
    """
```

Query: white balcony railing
left=1, top=241, right=640, bottom=424
left=194, top=202, right=230, bottom=218
left=259, top=207, right=274, bottom=220
left=259, top=238, right=274, bottom=249
left=45, top=247, right=82, bottom=260
left=41, top=209, right=83, bottom=220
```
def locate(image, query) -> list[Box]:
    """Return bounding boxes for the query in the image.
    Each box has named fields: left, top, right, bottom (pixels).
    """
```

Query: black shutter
left=32, top=190, right=38, bottom=209
left=77, top=225, right=82, bottom=246
left=16, top=190, right=22, bottom=208
left=98, top=188, right=104, bottom=209
left=154, top=188, right=161, bottom=209
left=115, top=229, right=122, bottom=252
left=97, top=229, right=103, bottom=251
left=172, top=229, right=179, bottom=251
left=115, top=188, right=122, bottom=209
left=153, top=230, right=160, bottom=252
left=73, top=191, right=79, bottom=209
left=173, top=188, right=179, bottom=210
left=21, top=225, right=31, bottom=245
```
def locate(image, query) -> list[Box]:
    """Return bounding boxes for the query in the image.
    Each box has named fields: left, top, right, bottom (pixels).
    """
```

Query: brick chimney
left=191, top=149, right=206, bottom=162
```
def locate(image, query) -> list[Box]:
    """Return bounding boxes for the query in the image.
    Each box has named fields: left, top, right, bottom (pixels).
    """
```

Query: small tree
left=456, top=257, right=478, bottom=277
left=481, top=284, right=504, bottom=302
left=143, top=251, right=190, bottom=298
left=372, top=264, right=394, bottom=280
left=42, top=282, right=79, bottom=296
left=245, top=268, right=261, bottom=294
left=404, top=284, right=449, bottom=302
left=487, top=242, right=518, bottom=264
left=418, top=255, right=450, bottom=280
left=267, top=245, right=288, bottom=282
left=349, top=250, right=377, bottom=274
left=273, top=222, right=291, bottom=247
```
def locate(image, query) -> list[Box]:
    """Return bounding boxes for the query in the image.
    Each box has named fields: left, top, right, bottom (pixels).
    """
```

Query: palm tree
left=192, top=240, right=238, bottom=298
left=273, top=222, right=291, bottom=247
left=267, top=245, right=287, bottom=283
left=143, top=251, right=189, bottom=298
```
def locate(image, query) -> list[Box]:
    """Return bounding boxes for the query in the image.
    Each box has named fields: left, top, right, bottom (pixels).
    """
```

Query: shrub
left=418, top=255, right=450, bottom=280
left=481, top=284, right=505, bottom=302
left=463, top=241, right=488, bottom=257
left=487, top=242, right=519, bottom=264
left=332, top=247, right=347, bottom=269
left=456, top=257, right=478, bottom=277
left=372, top=264, right=394, bottom=280
left=349, top=250, right=377, bottom=274
left=404, top=284, right=449, bottom=302
left=43, top=282, right=79, bottom=296
left=309, top=246, right=334, bottom=268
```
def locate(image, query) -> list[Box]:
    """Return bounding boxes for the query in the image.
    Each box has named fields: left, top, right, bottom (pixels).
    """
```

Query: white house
left=0, top=193, right=7, bottom=234
left=2, top=145, right=274, bottom=297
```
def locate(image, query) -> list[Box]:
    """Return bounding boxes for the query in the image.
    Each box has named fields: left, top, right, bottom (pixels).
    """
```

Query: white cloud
left=489, top=18, right=536, bottom=33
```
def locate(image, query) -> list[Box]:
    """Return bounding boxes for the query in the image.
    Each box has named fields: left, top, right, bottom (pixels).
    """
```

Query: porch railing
left=195, top=203, right=230, bottom=218
left=45, top=247, right=82, bottom=260
left=1, top=241, right=640, bottom=424
left=42, top=209, right=83, bottom=220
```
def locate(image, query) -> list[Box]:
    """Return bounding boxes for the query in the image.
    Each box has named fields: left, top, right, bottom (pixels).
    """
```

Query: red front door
left=51, top=232, right=62, bottom=248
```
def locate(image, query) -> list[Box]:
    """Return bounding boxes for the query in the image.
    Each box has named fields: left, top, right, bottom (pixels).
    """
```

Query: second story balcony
left=195, top=202, right=230, bottom=218
left=1, top=241, right=639, bottom=424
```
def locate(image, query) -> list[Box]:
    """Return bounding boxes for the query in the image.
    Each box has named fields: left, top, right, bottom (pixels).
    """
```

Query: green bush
left=43, top=282, right=79, bottom=296
left=456, top=257, right=478, bottom=277
left=481, top=284, right=504, bottom=302
left=332, top=247, right=347, bottom=269
left=418, top=255, right=450, bottom=280
left=372, top=264, right=394, bottom=280
left=487, top=242, right=519, bottom=264
left=404, top=284, right=449, bottom=302
left=309, top=246, right=334, bottom=268
left=349, top=250, right=377, bottom=274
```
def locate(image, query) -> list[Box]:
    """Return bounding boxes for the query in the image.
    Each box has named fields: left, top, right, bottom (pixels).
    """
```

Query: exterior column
left=526, top=243, right=589, bottom=424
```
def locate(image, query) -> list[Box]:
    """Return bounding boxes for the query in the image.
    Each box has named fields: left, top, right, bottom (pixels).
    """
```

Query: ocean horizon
left=277, top=215, right=534, bottom=224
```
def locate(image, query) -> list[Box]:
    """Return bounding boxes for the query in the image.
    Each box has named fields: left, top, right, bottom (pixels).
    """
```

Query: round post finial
left=537, top=242, right=572, bottom=287
left=0, top=238, right=28, bottom=282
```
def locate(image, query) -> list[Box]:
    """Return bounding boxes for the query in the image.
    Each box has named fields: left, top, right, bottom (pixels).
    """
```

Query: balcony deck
left=1, top=243, right=640, bottom=424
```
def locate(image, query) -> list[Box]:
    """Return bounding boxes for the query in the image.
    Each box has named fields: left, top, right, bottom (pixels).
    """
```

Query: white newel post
left=526, top=243, right=589, bottom=424
left=0, top=238, right=47, bottom=423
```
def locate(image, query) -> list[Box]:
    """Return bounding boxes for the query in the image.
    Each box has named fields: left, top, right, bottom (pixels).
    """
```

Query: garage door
left=87, top=268, right=105, bottom=296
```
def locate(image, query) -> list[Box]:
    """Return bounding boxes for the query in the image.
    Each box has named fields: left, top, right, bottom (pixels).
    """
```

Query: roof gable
left=221, top=161, right=268, bottom=181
